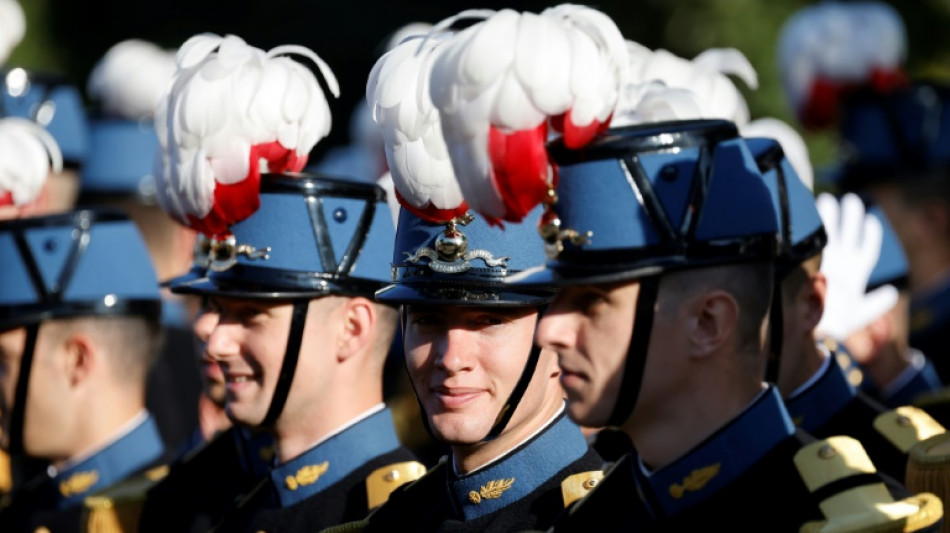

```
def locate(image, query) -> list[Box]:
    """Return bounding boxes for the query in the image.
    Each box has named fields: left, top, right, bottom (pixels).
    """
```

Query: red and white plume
left=614, top=43, right=757, bottom=127
left=88, top=39, right=177, bottom=120
left=0, top=0, right=24, bottom=66
left=778, top=1, right=907, bottom=129
left=429, top=4, right=628, bottom=224
left=367, top=31, right=467, bottom=224
left=0, top=117, right=62, bottom=209
left=154, top=33, right=339, bottom=236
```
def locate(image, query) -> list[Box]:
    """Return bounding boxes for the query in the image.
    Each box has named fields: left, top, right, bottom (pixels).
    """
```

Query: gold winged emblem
left=468, top=477, right=515, bottom=504
left=285, top=461, right=329, bottom=491
left=668, top=463, right=721, bottom=499
left=59, top=470, right=100, bottom=497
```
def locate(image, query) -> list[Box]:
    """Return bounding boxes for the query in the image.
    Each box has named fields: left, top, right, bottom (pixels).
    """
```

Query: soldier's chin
left=565, top=398, right=611, bottom=429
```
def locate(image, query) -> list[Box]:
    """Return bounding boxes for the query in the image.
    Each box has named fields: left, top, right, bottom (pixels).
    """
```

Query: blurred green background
left=10, top=0, right=950, bottom=177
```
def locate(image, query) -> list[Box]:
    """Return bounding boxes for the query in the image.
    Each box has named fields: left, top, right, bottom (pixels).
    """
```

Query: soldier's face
left=204, top=295, right=340, bottom=429
left=403, top=305, right=561, bottom=446
left=536, top=281, right=639, bottom=427
left=193, top=305, right=226, bottom=405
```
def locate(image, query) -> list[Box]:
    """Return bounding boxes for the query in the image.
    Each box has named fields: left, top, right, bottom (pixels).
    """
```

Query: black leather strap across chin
left=608, top=275, right=660, bottom=427
left=766, top=281, right=784, bottom=384
left=483, top=342, right=542, bottom=442
left=261, top=299, right=310, bottom=428
left=9, top=323, right=46, bottom=487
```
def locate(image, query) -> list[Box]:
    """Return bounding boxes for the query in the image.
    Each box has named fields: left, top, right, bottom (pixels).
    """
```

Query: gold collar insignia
left=59, top=470, right=99, bottom=497
left=285, top=461, right=329, bottom=491
left=468, top=477, right=515, bottom=504
left=669, top=463, right=720, bottom=499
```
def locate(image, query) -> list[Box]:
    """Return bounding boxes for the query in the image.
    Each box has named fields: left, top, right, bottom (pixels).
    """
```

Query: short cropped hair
left=43, top=315, right=164, bottom=387
left=662, top=261, right=774, bottom=355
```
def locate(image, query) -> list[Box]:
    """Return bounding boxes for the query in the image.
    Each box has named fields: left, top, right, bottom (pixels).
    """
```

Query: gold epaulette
left=795, top=436, right=943, bottom=533
left=560, top=470, right=604, bottom=508
left=0, top=448, right=10, bottom=495
left=873, top=406, right=946, bottom=454
left=78, top=465, right=170, bottom=533
left=365, top=461, right=426, bottom=510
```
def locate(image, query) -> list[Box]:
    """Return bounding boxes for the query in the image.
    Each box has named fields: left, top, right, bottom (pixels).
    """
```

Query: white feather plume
left=778, top=1, right=906, bottom=117
left=614, top=45, right=757, bottom=127
left=367, top=32, right=464, bottom=218
left=0, top=117, right=62, bottom=206
left=0, top=0, right=24, bottom=66
left=87, top=39, right=177, bottom=119
left=154, top=33, right=338, bottom=234
left=429, top=4, right=629, bottom=221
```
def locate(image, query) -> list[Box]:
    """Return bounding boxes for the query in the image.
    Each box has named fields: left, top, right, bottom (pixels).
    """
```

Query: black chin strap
left=261, top=300, right=309, bottom=428
left=608, top=275, right=660, bottom=428
left=9, top=324, right=45, bottom=488
left=483, top=341, right=542, bottom=442
left=765, top=281, right=784, bottom=383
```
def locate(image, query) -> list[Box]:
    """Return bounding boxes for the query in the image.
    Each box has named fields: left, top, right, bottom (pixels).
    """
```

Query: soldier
left=517, top=119, right=941, bottom=531
left=80, top=38, right=203, bottom=455
left=336, top=206, right=603, bottom=532
left=746, top=132, right=944, bottom=484
left=138, top=33, right=422, bottom=532
left=776, top=1, right=950, bottom=380
left=0, top=208, right=168, bottom=532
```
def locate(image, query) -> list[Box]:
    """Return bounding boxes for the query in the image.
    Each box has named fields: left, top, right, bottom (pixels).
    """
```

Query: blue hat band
left=547, top=233, right=777, bottom=285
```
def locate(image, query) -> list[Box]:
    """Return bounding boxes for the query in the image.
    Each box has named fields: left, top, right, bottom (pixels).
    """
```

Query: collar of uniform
left=784, top=347, right=856, bottom=433
left=52, top=412, right=163, bottom=509
left=269, top=407, right=400, bottom=508
left=633, top=385, right=794, bottom=517
left=234, top=426, right=276, bottom=477
left=447, top=410, right=588, bottom=521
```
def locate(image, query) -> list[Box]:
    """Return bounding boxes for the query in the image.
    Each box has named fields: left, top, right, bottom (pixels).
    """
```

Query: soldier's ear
left=62, top=331, right=97, bottom=388
left=337, top=297, right=376, bottom=363
left=803, top=271, right=827, bottom=331
left=688, top=289, right=738, bottom=359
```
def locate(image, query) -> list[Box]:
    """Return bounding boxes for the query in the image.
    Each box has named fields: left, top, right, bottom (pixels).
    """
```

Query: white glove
left=814, top=193, right=899, bottom=341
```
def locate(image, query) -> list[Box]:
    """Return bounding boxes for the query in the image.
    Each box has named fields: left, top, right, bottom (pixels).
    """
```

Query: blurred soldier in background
left=79, top=38, right=202, bottom=455
left=0, top=207, right=168, bottom=532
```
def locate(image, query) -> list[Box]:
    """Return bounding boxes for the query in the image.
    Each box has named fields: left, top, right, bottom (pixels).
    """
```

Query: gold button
left=818, top=444, right=837, bottom=459
left=383, top=469, right=400, bottom=482
left=896, top=415, right=912, bottom=427
left=582, top=478, right=598, bottom=490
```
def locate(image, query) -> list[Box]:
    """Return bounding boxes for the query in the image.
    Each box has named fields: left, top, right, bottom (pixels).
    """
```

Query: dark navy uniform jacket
left=784, top=349, right=941, bottom=482
left=139, top=425, right=273, bottom=533
left=346, top=409, right=603, bottom=533
left=544, top=386, right=931, bottom=532
left=0, top=412, right=165, bottom=532
left=211, top=406, right=419, bottom=533
left=911, top=275, right=950, bottom=381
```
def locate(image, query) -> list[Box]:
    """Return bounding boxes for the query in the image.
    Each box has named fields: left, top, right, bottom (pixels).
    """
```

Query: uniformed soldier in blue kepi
left=325, top=25, right=605, bottom=532
left=138, top=33, right=423, bottom=532
left=742, top=124, right=945, bottom=485
left=80, top=38, right=204, bottom=457
left=530, top=121, right=944, bottom=531
left=777, top=1, right=950, bottom=389
left=424, top=8, right=943, bottom=523
left=0, top=203, right=169, bottom=531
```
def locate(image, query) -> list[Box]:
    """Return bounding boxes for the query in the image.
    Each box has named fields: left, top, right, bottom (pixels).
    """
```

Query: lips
left=432, top=385, right=485, bottom=410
